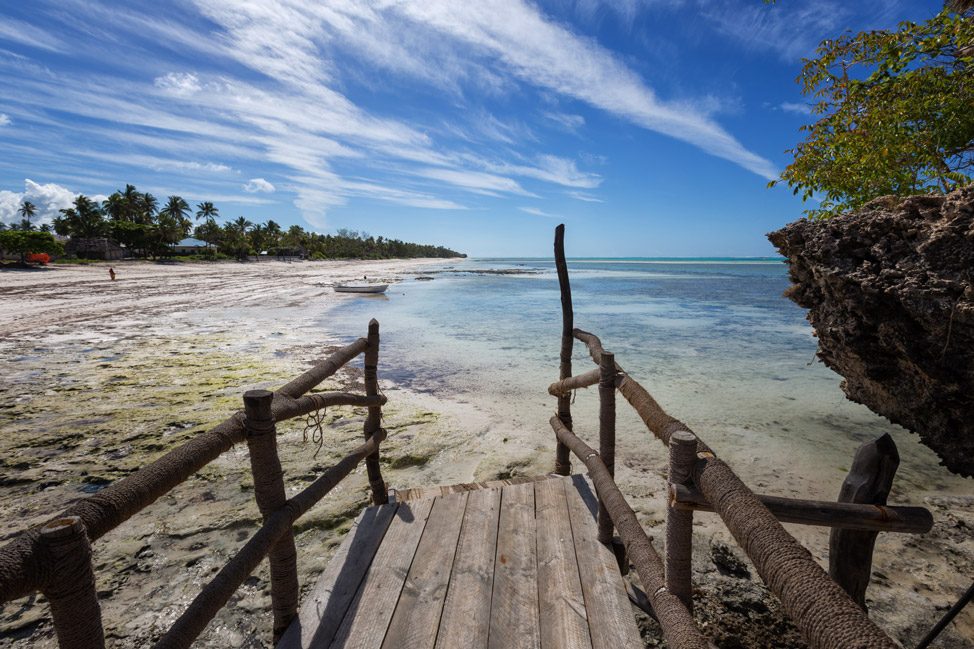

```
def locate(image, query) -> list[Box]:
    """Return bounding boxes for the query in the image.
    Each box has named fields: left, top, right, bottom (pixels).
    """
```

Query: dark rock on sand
left=768, top=185, right=974, bottom=477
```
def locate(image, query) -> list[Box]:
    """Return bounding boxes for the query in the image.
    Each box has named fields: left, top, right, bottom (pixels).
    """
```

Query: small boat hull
left=335, top=284, right=389, bottom=293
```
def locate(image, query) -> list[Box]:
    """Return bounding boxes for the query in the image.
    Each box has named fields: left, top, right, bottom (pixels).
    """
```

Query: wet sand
left=1, top=259, right=972, bottom=648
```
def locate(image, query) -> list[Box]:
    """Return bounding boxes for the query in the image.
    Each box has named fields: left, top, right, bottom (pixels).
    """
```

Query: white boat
left=334, top=284, right=389, bottom=293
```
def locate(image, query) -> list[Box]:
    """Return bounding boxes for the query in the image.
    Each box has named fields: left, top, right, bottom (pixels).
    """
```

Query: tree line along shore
left=0, top=184, right=465, bottom=263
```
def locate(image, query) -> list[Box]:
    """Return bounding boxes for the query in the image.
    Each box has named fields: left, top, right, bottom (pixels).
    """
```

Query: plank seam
left=375, top=500, right=435, bottom=649
left=427, top=493, right=471, bottom=649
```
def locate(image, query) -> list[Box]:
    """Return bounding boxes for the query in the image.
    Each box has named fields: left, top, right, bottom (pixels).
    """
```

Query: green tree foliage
left=0, top=230, right=64, bottom=263
left=18, top=201, right=36, bottom=231
left=195, top=201, right=218, bottom=221
left=16, top=182, right=464, bottom=260
left=772, top=6, right=974, bottom=219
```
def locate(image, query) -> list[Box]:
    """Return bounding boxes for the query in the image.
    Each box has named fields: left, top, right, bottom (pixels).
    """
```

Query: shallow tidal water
left=322, top=257, right=971, bottom=501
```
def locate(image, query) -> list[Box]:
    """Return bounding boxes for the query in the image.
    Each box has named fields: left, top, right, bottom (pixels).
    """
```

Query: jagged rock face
left=768, top=185, right=974, bottom=477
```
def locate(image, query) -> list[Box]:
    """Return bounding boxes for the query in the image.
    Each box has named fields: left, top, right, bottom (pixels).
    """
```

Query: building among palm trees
left=65, top=237, right=125, bottom=260
left=171, top=237, right=218, bottom=255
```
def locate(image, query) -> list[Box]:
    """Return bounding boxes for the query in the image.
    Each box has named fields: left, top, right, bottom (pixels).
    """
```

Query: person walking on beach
left=109, top=267, right=116, bottom=281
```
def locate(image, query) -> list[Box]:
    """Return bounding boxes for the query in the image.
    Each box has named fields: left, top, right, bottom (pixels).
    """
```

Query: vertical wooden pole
left=829, top=432, right=899, bottom=610
left=364, top=318, right=388, bottom=505
left=553, top=224, right=573, bottom=476
left=597, top=351, right=617, bottom=544
left=39, top=516, right=106, bottom=649
left=666, top=431, right=697, bottom=614
left=244, top=389, right=299, bottom=643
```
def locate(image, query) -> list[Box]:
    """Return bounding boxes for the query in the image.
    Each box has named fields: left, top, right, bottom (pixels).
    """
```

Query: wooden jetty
left=0, top=224, right=958, bottom=649
left=279, top=475, right=641, bottom=649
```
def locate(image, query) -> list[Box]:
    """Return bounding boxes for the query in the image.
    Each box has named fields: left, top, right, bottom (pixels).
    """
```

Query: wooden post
left=364, top=318, right=388, bottom=505
left=244, top=389, right=299, bottom=643
left=598, top=351, right=616, bottom=544
left=553, top=224, right=573, bottom=476
left=39, top=516, right=106, bottom=649
left=829, top=432, right=900, bottom=610
left=666, top=431, right=697, bottom=614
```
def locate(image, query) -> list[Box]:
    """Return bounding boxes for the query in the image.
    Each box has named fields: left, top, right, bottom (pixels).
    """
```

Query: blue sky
left=0, top=0, right=946, bottom=257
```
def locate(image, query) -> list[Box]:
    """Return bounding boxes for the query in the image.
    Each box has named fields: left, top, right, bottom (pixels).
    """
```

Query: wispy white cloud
left=0, top=0, right=778, bottom=230
left=244, top=178, right=276, bottom=193
left=485, top=155, right=601, bottom=189
left=0, top=18, right=66, bottom=53
left=543, top=111, right=584, bottom=132
left=519, top=206, right=558, bottom=218
left=779, top=102, right=809, bottom=115
left=0, top=113, right=10, bottom=127
left=566, top=190, right=602, bottom=202
left=154, top=72, right=202, bottom=97
left=697, top=0, right=900, bottom=62
left=414, top=167, right=537, bottom=197
left=385, top=1, right=776, bottom=179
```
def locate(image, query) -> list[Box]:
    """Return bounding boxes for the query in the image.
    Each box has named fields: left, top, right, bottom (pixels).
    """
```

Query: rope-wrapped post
left=364, top=319, right=388, bottom=505
left=692, top=455, right=897, bottom=649
left=666, top=431, right=697, bottom=613
left=597, top=351, right=616, bottom=544
left=244, top=389, right=299, bottom=643
left=553, top=224, right=573, bottom=475
left=550, top=416, right=709, bottom=649
left=39, top=516, right=106, bottom=649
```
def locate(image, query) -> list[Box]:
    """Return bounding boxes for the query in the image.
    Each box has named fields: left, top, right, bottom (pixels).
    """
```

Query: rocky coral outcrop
left=768, top=185, right=974, bottom=477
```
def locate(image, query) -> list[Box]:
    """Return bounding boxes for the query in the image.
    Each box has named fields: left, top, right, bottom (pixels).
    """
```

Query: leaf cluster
left=772, top=8, right=974, bottom=219
left=0, top=230, right=64, bottom=261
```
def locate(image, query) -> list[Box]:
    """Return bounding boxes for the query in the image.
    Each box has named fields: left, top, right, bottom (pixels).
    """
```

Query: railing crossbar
left=154, top=429, right=387, bottom=649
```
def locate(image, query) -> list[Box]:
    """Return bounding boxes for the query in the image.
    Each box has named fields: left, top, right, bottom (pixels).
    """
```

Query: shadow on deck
left=279, top=475, right=642, bottom=649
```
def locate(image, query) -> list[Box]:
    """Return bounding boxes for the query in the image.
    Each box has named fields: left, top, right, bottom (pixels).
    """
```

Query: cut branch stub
left=829, top=433, right=900, bottom=609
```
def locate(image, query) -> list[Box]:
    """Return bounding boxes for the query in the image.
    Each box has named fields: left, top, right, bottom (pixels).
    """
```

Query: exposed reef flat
left=1, top=259, right=972, bottom=648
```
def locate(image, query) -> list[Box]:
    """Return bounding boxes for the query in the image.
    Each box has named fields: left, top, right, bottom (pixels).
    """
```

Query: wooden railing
left=547, top=225, right=933, bottom=649
left=0, top=319, right=390, bottom=649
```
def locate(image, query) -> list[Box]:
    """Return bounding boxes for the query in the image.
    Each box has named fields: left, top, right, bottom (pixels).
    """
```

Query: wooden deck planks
left=329, top=498, right=435, bottom=649
left=434, top=487, right=502, bottom=649
left=394, top=475, right=553, bottom=503
left=566, top=475, right=643, bottom=649
left=535, top=477, right=594, bottom=649
left=278, top=503, right=400, bottom=649
left=281, top=475, right=642, bottom=649
left=382, top=493, right=469, bottom=649
left=488, top=481, right=541, bottom=649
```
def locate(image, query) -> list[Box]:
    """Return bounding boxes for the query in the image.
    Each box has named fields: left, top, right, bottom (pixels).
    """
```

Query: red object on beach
left=27, top=253, right=50, bottom=264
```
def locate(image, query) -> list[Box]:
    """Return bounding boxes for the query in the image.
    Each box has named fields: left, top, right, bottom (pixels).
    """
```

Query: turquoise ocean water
left=319, top=257, right=968, bottom=497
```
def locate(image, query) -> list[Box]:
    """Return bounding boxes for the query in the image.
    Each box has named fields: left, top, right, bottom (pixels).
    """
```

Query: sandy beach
left=1, top=259, right=972, bottom=648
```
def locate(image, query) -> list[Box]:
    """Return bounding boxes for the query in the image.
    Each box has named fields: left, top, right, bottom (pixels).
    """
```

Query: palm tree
left=59, top=195, right=106, bottom=258
left=160, top=195, right=190, bottom=221
left=136, top=193, right=158, bottom=225
left=19, top=201, right=36, bottom=231
left=231, top=216, right=253, bottom=235
left=160, top=195, right=192, bottom=243
left=195, top=201, right=219, bottom=222
left=102, top=193, right=129, bottom=222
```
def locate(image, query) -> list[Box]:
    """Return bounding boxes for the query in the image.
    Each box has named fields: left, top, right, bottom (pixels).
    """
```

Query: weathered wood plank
left=488, top=481, right=541, bottom=649
left=382, top=493, right=469, bottom=649
left=536, top=477, right=593, bottom=649
left=670, top=483, right=931, bottom=533
left=566, top=475, right=642, bottom=649
left=394, top=475, right=553, bottom=503
left=829, top=433, right=900, bottom=609
left=277, top=503, right=399, bottom=649
left=434, top=487, right=502, bottom=649
left=328, top=498, right=435, bottom=649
